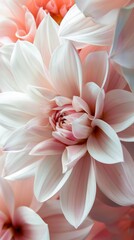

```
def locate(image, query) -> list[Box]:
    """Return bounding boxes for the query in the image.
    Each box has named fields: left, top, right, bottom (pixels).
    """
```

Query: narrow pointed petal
left=62, top=144, right=87, bottom=172
left=10, top=41, right=50, bottom=91
left=87, top=119, right=123, bottom=164
left=83, top=51, right=109, bottom=88
left=34, top=157, right=72, bottom=202
left=34, top=14, right=60, bottom=69
left=103, top=90, right=134, bottom=132
left=59, top=5, right=114, bottom=47
left=4, top=151, right=42, bottom=177
left=95, top=145, right=134, bottom=205
left=47, top=207, right=93, bottom=240
left=50, top=41, right=82, bottom=98
left=0, top=45, right=18, bottom=92
left=30, top=138, right=66, bottom=156
left=61, top=155, right=96, bottom=228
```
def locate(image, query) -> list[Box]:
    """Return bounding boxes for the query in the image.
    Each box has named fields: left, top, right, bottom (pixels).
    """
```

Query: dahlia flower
left=0, top=35, right=134, bottom=228
left=0, top=0, right=74, bottom=44
left=0, top=0, right=134, bottom=234
left=0, top=177, right=50, bottom=239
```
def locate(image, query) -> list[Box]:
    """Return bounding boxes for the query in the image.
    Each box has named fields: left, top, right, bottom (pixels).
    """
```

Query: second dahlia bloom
left=0, top=39, right=134, bottom=227
left=0, top=0, right=74, bottom=44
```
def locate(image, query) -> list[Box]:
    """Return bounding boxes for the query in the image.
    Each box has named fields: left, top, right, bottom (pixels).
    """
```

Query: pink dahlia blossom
left=86, top=199, right=134, bottom=240
left=0, top=0, right=74, bottom=44
left=0, top=38, right=134, bottom=227
left=0, top=177, right=50, bottom=239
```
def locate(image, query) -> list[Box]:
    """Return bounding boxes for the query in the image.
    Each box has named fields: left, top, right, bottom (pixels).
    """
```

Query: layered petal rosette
left=0, top=37, right=134, bottom=228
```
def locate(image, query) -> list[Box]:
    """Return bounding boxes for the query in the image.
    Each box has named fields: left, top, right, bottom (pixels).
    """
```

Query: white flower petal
left=50, top=41, right=82, bottom=98
left=59, top=5, right=114, bottom=47
left=34, top=14, right=60, bottom=69
left=34, top=157, right=72, bottom=202
left=87, top=119, right=123, bottom=164
left=61, top=155, right=96, bottom=228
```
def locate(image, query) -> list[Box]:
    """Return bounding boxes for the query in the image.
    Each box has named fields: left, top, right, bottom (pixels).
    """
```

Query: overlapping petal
left=34, top=14, right=60, bottom=69
left=95, top=145, right=134, bottom=205
left=103, top=90, right=134, bottom=132
left=50, top=41, right=82, bottom=97
left=59, top=5, right=114, bottom=47
left=61, top=155, right=96, bottom=228
left=87, top=119, right=124, bottom=164
left=34, top=156, right=72, bottom=202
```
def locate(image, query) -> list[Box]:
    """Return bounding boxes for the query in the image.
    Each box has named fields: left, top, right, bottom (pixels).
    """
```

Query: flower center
left=2, top=222, right=22, bottom=238
left=49, top=104, right=91, bottom=145
left=28, top=0, right=74, bottom=24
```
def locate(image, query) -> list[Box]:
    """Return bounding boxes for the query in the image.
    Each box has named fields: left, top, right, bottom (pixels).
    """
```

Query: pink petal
left=0, top=178, right=14, bottom=218
left=87, top=119, right=123, bottom=164
left=34, top=14, right=60, bottom=69
left=50, top=41, right=82, bottom=98
left=47, top=208, right=93, bottom=240
left=103, top=90, right=134, bottom=132
left=83, top=51, right=109, bottom=88
left=62, top=144, right=87, bottom=172
left=13, top=206, right=50, bottom=240
left=30, top=138, right=66, bottom=156
left=72, top=96, right=90, bottom=114
left=82, top=83, right=105, bottom=119
left=16, top=9, right=36, bottom=42
left=95, top=145, right=134, bottom=205
left=61, top=155, right=96, bottom=228
left=90, top=197, right=129, bottom=224
left=0, top=228, right=14, bottom=240
left=0, top=19, right=17, bottom=42
left=34, top=157, right=72, bottom=201
left=72, top=114, right=92, bottom=139
left=39, top=200, right=93, bottom=240
left=118, top=124, right=134, bottom=141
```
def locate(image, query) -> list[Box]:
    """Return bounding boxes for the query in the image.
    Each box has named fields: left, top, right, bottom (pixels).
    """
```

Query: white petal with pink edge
left=61, top=155, right=96, bottom=228
left=83, top=51, right=109, bottom=89
left=87, top=119, right=123, bottom=164
left=30, top=138, right=66, bottom=156
left=62, top=144, right=87, bottom=173
left=34, top=14, right=60, bottom=69
left=50, top=41, right=82, bottom=98
left=10, top=41, right=50, bottom=91
left=34, top=157, right=72, bottom=202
